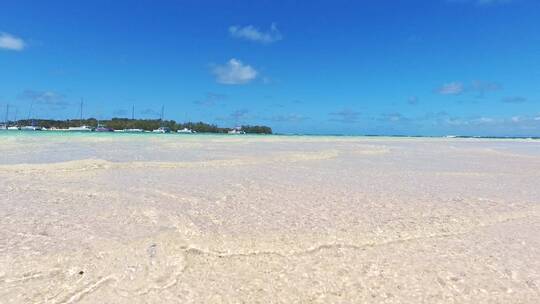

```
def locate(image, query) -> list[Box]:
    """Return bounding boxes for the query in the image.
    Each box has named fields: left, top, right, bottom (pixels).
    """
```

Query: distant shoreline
left=0, top=118, right=272, bottom=134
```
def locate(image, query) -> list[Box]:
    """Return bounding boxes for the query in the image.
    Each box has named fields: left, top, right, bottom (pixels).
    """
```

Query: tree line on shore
left=8, top=118, right=273, bottom=134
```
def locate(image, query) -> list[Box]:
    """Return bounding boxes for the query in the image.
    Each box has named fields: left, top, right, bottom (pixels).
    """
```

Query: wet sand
left=1, top=134, right=539, bottom=303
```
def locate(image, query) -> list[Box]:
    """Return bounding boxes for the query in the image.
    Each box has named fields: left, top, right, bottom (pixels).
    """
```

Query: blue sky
left=1, top=0, right=539, bottom=136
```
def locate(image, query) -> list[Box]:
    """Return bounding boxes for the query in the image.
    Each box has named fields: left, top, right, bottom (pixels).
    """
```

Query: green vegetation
left=11, top=118, right=273, bottom=134
left=241, top=125, right=272, bottom=134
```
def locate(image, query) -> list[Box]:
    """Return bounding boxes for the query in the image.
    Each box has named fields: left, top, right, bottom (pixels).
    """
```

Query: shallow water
left=1, top=132, right=539, bottom=303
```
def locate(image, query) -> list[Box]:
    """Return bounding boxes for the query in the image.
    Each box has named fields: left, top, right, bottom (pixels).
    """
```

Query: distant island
left=4, top=118, right=273, bottom=134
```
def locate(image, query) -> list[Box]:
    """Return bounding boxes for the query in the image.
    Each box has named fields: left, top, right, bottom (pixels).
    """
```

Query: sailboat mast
left=28, top=101, right=34, bottom=125
left=132, top=105, right=135, bottom=120
left=4, top=104, right=9, bottom=128
left=80, top=99, right=84, bottom=126
left=160, top=105, right=164, bottom=127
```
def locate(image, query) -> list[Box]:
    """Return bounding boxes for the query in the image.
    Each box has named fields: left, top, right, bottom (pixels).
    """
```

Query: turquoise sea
left=0, top=129, right=538, bottom=140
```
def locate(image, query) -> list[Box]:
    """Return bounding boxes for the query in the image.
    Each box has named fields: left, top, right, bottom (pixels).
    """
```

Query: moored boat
left=68, top=125, right=93, bottom=132
left=152, top=127, right=171, bottom=133
left=95, top=126, right=114, bottom=132
left=122, top=128, right=145, bottom=133
left=228, top=126, right=246, bottom=135
left=20, top=125, right=42, bottom=131
left=177, top=127, right=194, bottom=134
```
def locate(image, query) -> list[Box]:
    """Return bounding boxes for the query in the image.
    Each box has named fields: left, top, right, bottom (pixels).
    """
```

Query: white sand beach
left=1, top=134, right=539, bottom=303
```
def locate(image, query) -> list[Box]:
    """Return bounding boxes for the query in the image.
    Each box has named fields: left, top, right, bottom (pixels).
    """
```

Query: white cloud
left=476, top=117, right=496, bottom=124
left=140, top=108, right=160, bottom=117
left=437, top=82, right=464, bottom=95
left=380, top=113, right=408, bottom=122
left=19, top=89, right=67, bottom=105
left=0, top=32, right=25, bottom=51
left=194, top=92, right=227, bottom=107
left=407, top=96, right=419, bottom=105
left=469, top=80, right=502, bottom=96
left=229, top=23, right=282, bottom=44
left=511, top=116, right=522, bottom=123
left=269, top=114, right=309, bottom=123
left=437, top=80, right=502, bottom=97
left=476, top=0, right=512, bottom=5
left=502, top=96, right=527, bottom=103
left=447, top=0, right=512, bottom=5
left=329, top=109, right=361, bottom=123
left=215, top=109, right=252, bottom=123
left=212, top=59, right=258, bottom=85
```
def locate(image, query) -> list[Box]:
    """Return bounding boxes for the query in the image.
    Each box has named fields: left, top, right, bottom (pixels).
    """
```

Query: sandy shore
left=1, top=134, right=539, bottom=303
